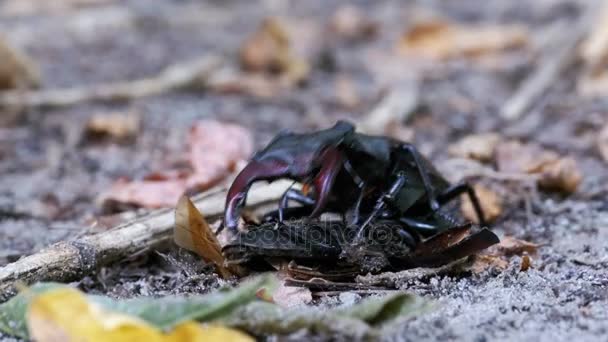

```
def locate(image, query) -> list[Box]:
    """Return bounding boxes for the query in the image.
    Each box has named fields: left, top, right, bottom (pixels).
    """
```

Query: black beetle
left=224, top=120, right=487, bottom=243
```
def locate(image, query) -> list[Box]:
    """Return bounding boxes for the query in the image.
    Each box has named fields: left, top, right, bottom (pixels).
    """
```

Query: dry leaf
left=0, top=35, right=39, bottom=90
left=520, top=255, right=532, bottom=272
left=174, top=196, right=236, bottom=278
left=187, top=120, right=253, bottom=185
left=26, top=287, right=253, bottom=342
left=448, top=133, right=501, bottom=162
left=495, top=140, right=558, bottom=174
left=494, top=236, right=539, bottom=256
left=100, top=120, right=253, bottom=210
left=329, top=5, right=378, bottom=41
left=535, top=157, right=582, bottom=194
left=85, top=111, right=140, bottom=142
left=239, top=17, right=310, bottom=85
left=597, top=124, right=608, bottom=163
left=461, top=184, right=502, bottom=224
left=468, top=254, right=509, bottom=274
left=399, top=19, right=527, bottom=60
left=495, top=140, right=582, bottom=193
left=271, top=278, right=312, bottom=308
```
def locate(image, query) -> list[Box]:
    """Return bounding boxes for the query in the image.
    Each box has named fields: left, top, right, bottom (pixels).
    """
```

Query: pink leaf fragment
left=100, top=120, right=253, bottom=211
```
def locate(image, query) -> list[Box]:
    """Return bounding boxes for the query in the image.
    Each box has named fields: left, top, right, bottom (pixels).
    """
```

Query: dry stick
left=0, top=180, right=291, bottom=301
left=500, top=16, right=591, bottom=121
left=0, top=55, right=222, bottom=109
left=358, top=79, right=418, bottom=134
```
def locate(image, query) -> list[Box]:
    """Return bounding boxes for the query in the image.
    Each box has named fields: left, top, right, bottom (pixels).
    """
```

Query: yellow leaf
left=26, top=288, right=253, bottom=342
left=174, top=195, right=237, bottom=279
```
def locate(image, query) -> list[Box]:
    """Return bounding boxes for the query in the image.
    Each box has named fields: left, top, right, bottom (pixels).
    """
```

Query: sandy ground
left=0, top=0, right=607, bottom=340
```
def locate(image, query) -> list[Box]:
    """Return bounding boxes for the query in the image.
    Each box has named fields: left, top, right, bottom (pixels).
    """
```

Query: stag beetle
left=224, top=120, right=487, bottom=243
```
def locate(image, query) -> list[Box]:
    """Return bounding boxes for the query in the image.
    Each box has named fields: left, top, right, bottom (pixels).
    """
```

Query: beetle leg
left=278, top=187, right=316, bottom=222
left=436, top=182, right=487, bottom=227
left=396, top=144, right=440, bottom=211
left=355, top=171, right=407, bottom=241
left=349, top=184, right=367, bottom=225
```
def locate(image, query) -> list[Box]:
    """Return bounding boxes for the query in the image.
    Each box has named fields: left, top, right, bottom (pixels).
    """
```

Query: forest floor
left=1, top=0, right=607, bottom=341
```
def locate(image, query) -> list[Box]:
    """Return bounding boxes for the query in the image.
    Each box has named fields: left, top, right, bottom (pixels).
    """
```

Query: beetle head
left=224, top=121, right=355, bottom=231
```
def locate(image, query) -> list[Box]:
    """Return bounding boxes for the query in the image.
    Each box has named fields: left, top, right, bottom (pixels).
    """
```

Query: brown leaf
left=494, top=236, right=539, bottom=256
left=468, top=254, right=509, bottom=274
left=187, top=120, right=253, bottom=181
left=174, top=195, right=238, bottom=278
left=597, top=124, right=608, bottom=163
left=535, top=157, right=582, bottom=194
left=495, top=140, right=582, bottom=194
left=495, top=140, right=558, bottom=174
left=85, top=111, right=140, bottom=142
left=448, top=133, right=501, bottom=162
left=520, top=255, right=532, bottom=272
left=0, top=35, right=39, bottom=90
left=399, top=19, right=527, bottom=61
left=460, top=184, right=502, bottom=224
left=239, top=17, right=309, bottom=85
left=329, top=5, right=378, bottom=41
left=100, top=120, right=253, bottom=210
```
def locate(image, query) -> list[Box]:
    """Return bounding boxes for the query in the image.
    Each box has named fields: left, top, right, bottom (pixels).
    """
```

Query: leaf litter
left=100, top=120, right=253, bottom=211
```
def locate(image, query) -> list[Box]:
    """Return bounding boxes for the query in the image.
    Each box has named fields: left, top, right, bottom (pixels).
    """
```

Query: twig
left=358, top=79, right=418, bottom=134
left=0, top=55, right=222, bottom=110
left=500, top=15, right=591, bottom=121
left=0, top=180, right=291, bottom=301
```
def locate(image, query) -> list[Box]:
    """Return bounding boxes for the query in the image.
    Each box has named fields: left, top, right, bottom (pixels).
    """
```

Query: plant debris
left=84, top=111, right=140, bottom=143
left=27, top=287, right=254, bottom=342
left=448, top=133, right=501, bottom=162
left=399, top=18, right=528, bottom=61
left=495, top=140, right=582, bottom=193
left=239, top=17, right=310, bottom=85
left=174, top=196, right=240, bottom=279
left=0, top=35, right=39, bottom=90
left=520, top=255, right=532, bottom=272
left=329, top=5, right=378, bottom=42
left=0, top=276, right=429, bottom=340
left=100, top=120, right=253, bottom=211
left=460, top=184, right=502, bottom=224
left=0, top=276, right=272, bottom=339
left=493, top=236, right=540, bottom=256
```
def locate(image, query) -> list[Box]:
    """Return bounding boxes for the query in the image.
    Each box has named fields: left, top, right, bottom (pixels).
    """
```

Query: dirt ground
left=1, top=0, right=607, bottom=341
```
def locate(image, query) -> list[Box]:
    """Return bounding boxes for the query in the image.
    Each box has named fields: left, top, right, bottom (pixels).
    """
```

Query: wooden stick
left=358, top=79, right=418, bottom=134
left=0, top=55, right=221, bottom=110
left=500, top=13, right=592, bottom=121
left=0, top=180, right=291, bottom=301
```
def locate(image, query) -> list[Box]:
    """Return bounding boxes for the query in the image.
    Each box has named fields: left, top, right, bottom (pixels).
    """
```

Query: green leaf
left=92, top=275, right=275, bottom=330
left=224, top=292, right=431, bottom=338
left=334, top=292, right=431, bottom=326
left=0, top=283, right=66, bottom=339
left=0, top=275, right=275, bottom=339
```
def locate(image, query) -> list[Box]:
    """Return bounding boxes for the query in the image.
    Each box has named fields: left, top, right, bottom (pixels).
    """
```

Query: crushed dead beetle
left=221, top=121, right=499, bottom=289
